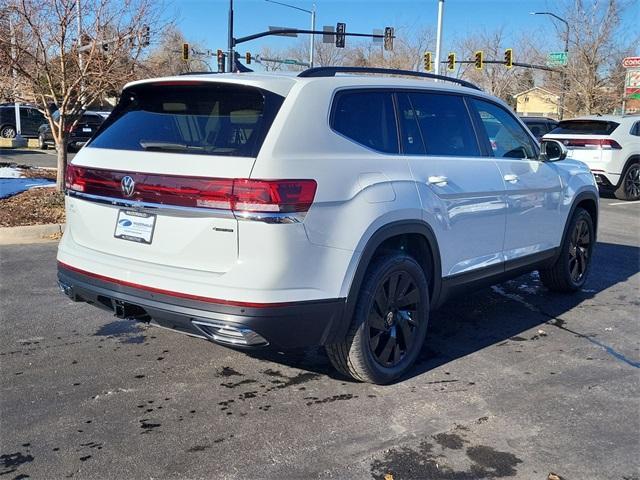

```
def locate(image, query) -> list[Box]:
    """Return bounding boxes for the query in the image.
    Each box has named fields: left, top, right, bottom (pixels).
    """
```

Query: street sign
left=623, top=57, right=640, bottom=69
left=322, top=25, right=335, bottom=43
left=547, top=52, right=568, bottom=67
left=625, top=69, right=640, bottom=99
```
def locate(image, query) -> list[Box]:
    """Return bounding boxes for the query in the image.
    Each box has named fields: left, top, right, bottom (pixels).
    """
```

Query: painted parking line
left=607, top=201, right=640, bottom=206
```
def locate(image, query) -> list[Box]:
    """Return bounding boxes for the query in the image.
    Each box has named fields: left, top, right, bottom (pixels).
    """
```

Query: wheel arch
left=331, top=220, right=443, bottom=344
left=561, top=190, right=599, bottom=249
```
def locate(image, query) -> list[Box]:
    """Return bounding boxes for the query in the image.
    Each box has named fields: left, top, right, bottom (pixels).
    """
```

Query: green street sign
left=547, top=52, right=568, bottom=67
left=283, top=59, right=296, bottom=64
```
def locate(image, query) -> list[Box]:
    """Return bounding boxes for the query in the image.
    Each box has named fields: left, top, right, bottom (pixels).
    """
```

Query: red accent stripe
left=57, top=261, right=293, bottom=308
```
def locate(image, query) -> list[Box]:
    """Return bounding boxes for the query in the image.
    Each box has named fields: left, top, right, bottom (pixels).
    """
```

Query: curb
left=0, top=223, right=65, bottom=245
left=0, top=139, right=38, bottom=148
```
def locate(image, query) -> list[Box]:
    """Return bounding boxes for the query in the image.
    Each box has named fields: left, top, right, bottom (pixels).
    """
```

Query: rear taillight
left=564, top=138, right=622, bottom=149
left=232, top=179, right=317, bottom=213
left=65, top=165, right=317, bottom=214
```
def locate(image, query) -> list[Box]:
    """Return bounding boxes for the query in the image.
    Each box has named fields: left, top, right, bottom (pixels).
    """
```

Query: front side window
left=331, top=90, right=399, bottom=154
left=89, top=83, right=283, bottom=157
left=472, top=99, right=537, bottom=159
left=408, top=92, right=480, bottom=157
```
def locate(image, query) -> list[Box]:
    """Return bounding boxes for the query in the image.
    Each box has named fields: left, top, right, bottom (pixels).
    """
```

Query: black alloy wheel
left=368, top=270, right=420, bottom=367
left=623, top=164, right=640, bottom=200
left=568, top=217, right=591, bottom=284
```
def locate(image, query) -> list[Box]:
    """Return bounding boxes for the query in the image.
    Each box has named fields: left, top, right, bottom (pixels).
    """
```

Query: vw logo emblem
left=121, top=176, right=135, bottom=198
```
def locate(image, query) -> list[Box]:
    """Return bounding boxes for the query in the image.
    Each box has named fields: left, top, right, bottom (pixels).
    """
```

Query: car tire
left=539, top=207, right=594, bottom=292
left=38, top=134, right=47, bottom=150
left=614, top=162, right=640, bottom=201
left=326, top=253, right=429, bottom=384
left=0, top=125, right=16, bottom=139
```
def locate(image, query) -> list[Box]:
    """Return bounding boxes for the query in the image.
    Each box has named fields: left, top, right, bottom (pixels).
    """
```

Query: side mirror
left=539, top=139, right=568, bottom=162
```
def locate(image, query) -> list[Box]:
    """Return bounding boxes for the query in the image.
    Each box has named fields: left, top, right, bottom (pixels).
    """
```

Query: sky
left=173, top=0, right=639, bottom=68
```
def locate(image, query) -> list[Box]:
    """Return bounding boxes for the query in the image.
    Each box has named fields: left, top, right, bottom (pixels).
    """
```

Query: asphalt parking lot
left=1, top=196, right=638, bottom=479
left=0, top=148, right=75, bottom=169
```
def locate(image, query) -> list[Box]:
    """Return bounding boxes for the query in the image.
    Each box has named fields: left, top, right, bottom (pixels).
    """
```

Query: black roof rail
left=298, top=66, right=481, bottom=91
left=178, top=71, right=217, bottom=75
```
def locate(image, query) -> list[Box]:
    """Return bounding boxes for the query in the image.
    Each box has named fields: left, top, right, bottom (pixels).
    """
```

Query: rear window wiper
left=139, top=141, right=205, bottom=152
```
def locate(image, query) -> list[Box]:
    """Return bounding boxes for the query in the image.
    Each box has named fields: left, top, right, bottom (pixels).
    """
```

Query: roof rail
left=298, top=66, right=481, bottom=91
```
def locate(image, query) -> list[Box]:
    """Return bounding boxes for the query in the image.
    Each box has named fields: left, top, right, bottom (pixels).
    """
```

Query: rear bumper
left=57, top=263, right=346, bottom=349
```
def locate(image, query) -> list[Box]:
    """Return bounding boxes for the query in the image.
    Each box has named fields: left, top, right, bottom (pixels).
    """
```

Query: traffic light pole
left=233, top=28, right=391, bottom=46
left=228, top=0, right=234, bottom=72
left=444, top=59, right=559, bottom=73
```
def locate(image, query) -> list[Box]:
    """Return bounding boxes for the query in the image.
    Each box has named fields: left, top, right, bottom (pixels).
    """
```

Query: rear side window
left=407, top=92, right=480, bottom=157
left=331, top=91, right=399, bottom=154
left=89, top=83, right=284, bottom=157
left=551, top=120, right=619, bottom=135
left=524, top=121, right=550, bottom=137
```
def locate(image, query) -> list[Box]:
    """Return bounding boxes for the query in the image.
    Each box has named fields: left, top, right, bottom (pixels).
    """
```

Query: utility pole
left=9, top=16, right=25, bottom=145
left=434, top=0, right=444, bottom=76
left=531, top=12, right=569, bottom=120
left=228, top=0, right=234, bottom=72
left=264, top=0, right=316, bottom=68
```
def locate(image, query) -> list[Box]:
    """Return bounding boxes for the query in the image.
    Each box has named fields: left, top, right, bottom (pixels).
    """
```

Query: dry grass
left=0, top=187, right=65, bottom=227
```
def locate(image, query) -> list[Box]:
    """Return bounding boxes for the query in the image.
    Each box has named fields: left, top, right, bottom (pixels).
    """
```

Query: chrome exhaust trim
left=191, top=320, right=268, bottom=347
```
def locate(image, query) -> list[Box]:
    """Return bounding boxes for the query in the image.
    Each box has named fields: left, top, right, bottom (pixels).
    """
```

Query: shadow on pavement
left=248, top=241, right=639, bottom=383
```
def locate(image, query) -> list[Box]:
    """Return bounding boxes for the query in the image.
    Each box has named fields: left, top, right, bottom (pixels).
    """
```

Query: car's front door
left=469, top=98, right=564, bottom=262
left=396, top=91, right=507, bottom=277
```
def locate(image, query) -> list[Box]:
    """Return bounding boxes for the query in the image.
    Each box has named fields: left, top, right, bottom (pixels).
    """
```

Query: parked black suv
left=520, top=116, right=559, bottom=141
left=38, top=111, right=105, bottom=151
left=0, top=105, right=46, bottom=138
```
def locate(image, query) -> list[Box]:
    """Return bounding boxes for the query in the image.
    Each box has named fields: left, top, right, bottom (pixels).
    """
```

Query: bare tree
left=454, top=27, right=538, bottom=105
left=142, top=26, right=210, bottom=77
left=1, top=0, right=170, bottom=190
left=534, top=0, right=637, bottom=116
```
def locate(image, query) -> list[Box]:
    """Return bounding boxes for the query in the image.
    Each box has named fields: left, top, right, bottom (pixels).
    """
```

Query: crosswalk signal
left=447, top=52, right=456, bottom=71
left=182, top=43, right=189, bottom=61
left=217, top=49, right=225, bottom=73
left=423, top=51, right=433, bottom=72
left=384, top=27, right=394, bottom=51
left=504, top=48, right=513, bottom=68
left=474, top=50, right=483, bottom=70
left=245, top=52, right=252, bottom=64
left=335, top=22, right=346, bottom=48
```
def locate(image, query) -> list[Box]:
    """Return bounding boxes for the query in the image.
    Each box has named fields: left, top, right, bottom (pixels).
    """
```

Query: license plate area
left=82, top=127, right=92, bottom=132
left=114, top=209, right=156, bottom=244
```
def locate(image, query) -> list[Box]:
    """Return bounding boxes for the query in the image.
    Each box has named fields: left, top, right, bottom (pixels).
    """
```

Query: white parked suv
left=57, top=67, right=599, bottom=384
left=544, top=114, right=640, bottom=200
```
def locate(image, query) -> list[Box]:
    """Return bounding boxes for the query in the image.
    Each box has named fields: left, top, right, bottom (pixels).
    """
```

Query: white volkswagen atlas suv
left=544, top=114, right=640, bottom=200
left=57, top=67, right=599, bottom=384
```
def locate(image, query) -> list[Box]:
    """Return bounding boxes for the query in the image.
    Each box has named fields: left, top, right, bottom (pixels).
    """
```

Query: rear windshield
left=88, top=83, right=284, bottom=157
left=551, top=120, right=619, bottom=135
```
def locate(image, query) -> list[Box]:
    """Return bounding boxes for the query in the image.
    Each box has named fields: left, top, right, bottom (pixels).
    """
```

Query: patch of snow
left=0, top=166, right=23, bottom=178
left=0, top=178, right=55, bottom=199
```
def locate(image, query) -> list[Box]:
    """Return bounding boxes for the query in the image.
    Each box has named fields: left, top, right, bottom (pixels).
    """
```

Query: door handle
left=503, top=174, right=519, bottom=183
left=427, top=175, right=448, bottom=186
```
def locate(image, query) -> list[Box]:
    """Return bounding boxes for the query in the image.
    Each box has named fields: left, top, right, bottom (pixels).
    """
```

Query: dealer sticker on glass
left=114, top=210, right=156, bottom=244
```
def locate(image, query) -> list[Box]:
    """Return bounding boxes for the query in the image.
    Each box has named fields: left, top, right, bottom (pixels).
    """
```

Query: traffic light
left=504, top=48, right=513, bottom=68
left=245, top=52, right=252, bottom=64
left=384, top=27, right=394, bottom=51
left=474, top=50, right=483, bottom=70
left=142, top=25, right=150, bottom=47
left=217, top=49, right=225, bottom=73
left=447, top=52, right=456, bottom=71
left=182, top=43, right=189, bottom=61
left=335, top=22, right=346, bottom=48
left=423, top=51, right=432, bottom=72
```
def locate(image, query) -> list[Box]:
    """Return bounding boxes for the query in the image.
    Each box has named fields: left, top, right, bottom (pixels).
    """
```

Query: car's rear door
left=66, top=80, right=284, bottom=274
left=469, top=98, right=564, bottom=261
left=397, top=90, right=506, bottom=277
